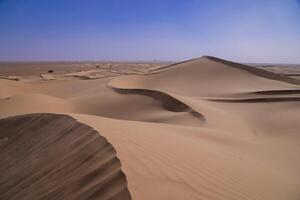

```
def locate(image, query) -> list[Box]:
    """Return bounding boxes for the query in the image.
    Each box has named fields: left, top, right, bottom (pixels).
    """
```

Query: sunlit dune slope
left=109, top=56, right=300, bottom=97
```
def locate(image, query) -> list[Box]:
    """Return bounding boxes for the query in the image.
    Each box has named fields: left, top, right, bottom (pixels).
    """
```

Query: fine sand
left=0, top=113, right=131, bottom=200
left=0, top=56, right=300, bottom=200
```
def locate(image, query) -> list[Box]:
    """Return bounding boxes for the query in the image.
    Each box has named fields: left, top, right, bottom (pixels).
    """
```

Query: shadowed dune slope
left=0, top=113, right=131, bottom=200
left=111, top=87, right=205, bottom=120
left=209, top=97, right=300, bottom=102
left=203, top=56, right=300, bottom=85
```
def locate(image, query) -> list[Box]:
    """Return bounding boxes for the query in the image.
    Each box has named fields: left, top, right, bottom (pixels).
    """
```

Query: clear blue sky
left=0, top=0, right=300, bottom=63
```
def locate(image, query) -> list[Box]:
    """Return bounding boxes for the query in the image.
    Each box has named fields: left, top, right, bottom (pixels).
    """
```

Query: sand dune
left=0, top=113, right=131, bottom=200
left=0, top=76, right=20, bottom=81
left=110, top=56, right=299, bottom=97
left=73, top=113, right=300, bottom=200
left=1, top=56, right=300, bottom=199
left=112, top=87, right=205, bottom=119
left=40, top=73, right=56, bottom=80
left=0, top=91, right=203, bottom=127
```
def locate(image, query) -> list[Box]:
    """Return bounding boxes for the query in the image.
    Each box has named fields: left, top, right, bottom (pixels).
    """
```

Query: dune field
left=1, top=56, right=300, bottom=200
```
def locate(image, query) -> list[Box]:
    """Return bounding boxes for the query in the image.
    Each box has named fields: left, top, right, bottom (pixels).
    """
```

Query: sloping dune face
left=109, top=56, right=299, bottom=97
left=105, top=56, right=300, bottom=199
left=0, top=113, right=131, bottom=200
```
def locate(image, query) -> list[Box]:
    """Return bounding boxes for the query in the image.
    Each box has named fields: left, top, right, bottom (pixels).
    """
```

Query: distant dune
left=110, top=56, right=300, bottom=97
left=1, top=56, right=300, bottom=200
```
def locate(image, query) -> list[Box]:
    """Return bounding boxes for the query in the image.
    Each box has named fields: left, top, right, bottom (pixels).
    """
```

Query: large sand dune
left=110, top=56, right=299, bottom=97
left=0, top=113, right=131, bottom=200
left=1, top=56, right=300, bottom=199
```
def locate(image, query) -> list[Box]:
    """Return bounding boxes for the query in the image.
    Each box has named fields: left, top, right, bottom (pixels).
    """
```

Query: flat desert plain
left=1, top=56, right=300, bottom=200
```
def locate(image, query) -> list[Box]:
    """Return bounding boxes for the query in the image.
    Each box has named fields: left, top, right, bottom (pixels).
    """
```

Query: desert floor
left=0, top=56, right=300, bottom=200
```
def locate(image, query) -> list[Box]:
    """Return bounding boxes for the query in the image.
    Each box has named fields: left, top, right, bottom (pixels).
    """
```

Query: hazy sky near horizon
left=0, top=0, right=300, bottom=63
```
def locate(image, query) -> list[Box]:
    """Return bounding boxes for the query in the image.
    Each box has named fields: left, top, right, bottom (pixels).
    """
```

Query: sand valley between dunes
left=1, top=56, right=300, bottom=200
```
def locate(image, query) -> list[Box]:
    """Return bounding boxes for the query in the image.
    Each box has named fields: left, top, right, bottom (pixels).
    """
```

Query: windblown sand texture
left=1, top=56, right=300, bottom=200
left=0, top=113, right=131, bottom=200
